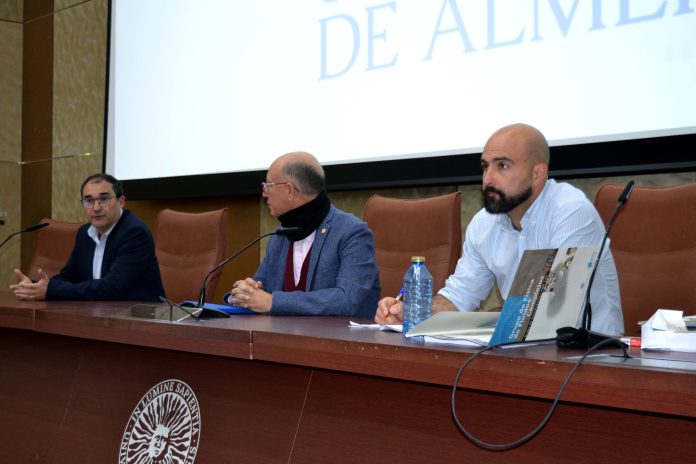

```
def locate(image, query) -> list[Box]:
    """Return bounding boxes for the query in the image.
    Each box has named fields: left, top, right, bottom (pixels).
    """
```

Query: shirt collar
left=520, top=179, right=554, bottom=228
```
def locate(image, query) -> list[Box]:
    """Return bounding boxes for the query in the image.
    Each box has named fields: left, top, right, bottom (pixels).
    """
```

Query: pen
left=385, top=288, right=403, bottom=322
left=394, top=289, right=403, bottom=303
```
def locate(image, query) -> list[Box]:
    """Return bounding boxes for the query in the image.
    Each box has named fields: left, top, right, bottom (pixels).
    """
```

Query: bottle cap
left=411, top=256, right=426, bottom=263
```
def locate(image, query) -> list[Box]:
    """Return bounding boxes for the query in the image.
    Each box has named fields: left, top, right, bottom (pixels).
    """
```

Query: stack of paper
left=405, top=312, right=499, bottom=346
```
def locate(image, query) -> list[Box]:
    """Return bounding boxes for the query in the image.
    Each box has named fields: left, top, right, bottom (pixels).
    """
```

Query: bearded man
left=375, top=123, right=624, bottom=336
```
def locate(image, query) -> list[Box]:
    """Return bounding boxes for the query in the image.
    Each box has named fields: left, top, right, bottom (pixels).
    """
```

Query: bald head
left=272, top=151, right=326, bottom=197
left=480, top=124, right=551, bottom=228
left=485, top=123, right=550, bottom=166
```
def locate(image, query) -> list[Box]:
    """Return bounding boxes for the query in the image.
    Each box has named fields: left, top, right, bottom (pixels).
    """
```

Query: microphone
left=617, top=180, right=635, bottom=204
left=0, top=222, right=50, bottom=253
left=557, top=180, right=634, bottom=349
left=26, top=223, right=51, bottom=232
left=188, top=226, right=302, bottom=318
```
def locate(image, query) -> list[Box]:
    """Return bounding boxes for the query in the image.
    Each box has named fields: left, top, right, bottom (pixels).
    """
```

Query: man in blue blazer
left=11, top=174, right=164, bottom=301
left=226, top=152, right=380, bottom=317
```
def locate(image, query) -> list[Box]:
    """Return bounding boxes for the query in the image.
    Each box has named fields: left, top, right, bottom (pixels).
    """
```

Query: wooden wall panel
left=23, top=0, right=52, bottom=21
left=51, top=0, right=105, bottom=221
left=21, top=7, right=53, bottom=269
left=0, top=17, right=23, bottom=286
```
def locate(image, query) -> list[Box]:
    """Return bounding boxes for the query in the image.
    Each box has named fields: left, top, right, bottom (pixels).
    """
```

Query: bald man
left=376, top=124, right=624, bottom=335
left=226, top=151, right=380, bottom=317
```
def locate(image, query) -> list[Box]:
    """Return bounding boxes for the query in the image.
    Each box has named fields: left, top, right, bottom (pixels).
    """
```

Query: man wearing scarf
left=226, top=151, right=380, bottom=317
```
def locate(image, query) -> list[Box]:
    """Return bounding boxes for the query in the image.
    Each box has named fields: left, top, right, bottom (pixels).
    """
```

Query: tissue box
left=641, top=309, right=696, bottom=352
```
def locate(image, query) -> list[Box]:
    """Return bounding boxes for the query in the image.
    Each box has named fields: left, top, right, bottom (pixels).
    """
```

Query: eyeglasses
left=81, top=195, right=113, bottom=208
left=261, top=181, right=291, bottom=193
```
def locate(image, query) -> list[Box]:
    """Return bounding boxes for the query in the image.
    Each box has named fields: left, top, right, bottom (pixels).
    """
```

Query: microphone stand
left=557, top=181, right=634, bottom=349
left=159, top=296, right=202, bottom=322
left=186, top=227, right=301, bottom=319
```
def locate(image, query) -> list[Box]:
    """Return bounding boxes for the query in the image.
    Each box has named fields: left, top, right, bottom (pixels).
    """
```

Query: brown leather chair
left=595, top=183, right=696, bottom=332
left=155, top=208, right=229, bottom=303
left=364, top=192, right=462, bottom=299
left=27, top=218, right=83, bottom=280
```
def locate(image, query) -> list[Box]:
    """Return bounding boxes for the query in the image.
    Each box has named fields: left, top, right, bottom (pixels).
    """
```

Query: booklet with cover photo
left=488, top=246, right=600, bottom=346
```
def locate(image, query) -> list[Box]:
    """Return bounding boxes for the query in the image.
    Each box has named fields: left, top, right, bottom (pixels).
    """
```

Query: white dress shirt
left=86, top=209, right=122, bottom=279
left=438, top=179, right=624, bottom=335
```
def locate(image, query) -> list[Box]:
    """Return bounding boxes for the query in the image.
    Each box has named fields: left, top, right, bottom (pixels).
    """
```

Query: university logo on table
left=119, top=379, right=201, bottom=464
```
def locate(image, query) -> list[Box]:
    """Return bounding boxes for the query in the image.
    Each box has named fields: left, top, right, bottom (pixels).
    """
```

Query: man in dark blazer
left=226, top=152, right=380, bottom=317
left=11, top=174, right=164, bottom=301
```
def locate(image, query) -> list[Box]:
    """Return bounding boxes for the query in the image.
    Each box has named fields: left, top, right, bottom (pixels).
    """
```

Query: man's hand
left=229, top=277, right=272, bottom=313
left=375, top=294, right=457, bottom=324
left=375, top=297, right=403, bottom=324
left=10, top=268, right=49, bottom=301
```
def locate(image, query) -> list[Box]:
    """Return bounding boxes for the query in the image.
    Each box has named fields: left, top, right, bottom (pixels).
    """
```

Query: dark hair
left=283, top=161, right=325, bottom=195
left=81, top=173, right=124, bottom=198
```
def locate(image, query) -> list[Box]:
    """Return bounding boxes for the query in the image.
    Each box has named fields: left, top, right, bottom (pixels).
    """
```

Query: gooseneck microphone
left=557, top=180, right=634, bottom=349
left=25, top=223, right=51, bottom=232
left=191, top=226, right=302, bottom=317
left=0, top=222, right=49, bottom=252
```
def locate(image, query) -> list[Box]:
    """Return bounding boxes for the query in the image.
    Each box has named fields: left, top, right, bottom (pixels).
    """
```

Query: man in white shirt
left=375, top=123, right=624, bottom=335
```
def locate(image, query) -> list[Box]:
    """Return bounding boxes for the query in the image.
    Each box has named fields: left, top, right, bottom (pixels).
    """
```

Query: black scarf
left=278, top=190, right=331, bottom=242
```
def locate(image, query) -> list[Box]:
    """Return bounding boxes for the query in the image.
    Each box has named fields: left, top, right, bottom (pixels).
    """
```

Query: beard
left=482, top=185, right=533, bottom=214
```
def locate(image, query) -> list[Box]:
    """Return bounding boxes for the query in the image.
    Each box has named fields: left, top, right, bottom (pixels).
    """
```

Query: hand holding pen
left=376, top=288, right=404, bottom=324
left=393, top=288, right=403, bottom=305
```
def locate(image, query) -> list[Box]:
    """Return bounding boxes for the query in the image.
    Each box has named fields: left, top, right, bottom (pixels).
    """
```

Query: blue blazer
left=46, top=210, right=165, bottom=301
left=254, top=206, right=380, bottom=318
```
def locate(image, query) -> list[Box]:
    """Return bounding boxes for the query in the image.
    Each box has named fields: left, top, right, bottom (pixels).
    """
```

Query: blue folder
left=183, top=301, right=256, bottom=315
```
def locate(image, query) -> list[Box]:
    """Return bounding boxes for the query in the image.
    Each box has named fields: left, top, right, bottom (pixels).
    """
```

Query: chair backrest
left=594, top=183, right=696, bottom=332
left=155, top=208, right=229, bottom=302
left=27, top=218, right=84, bottom=280
left=364, top=192, right=462, bottom=299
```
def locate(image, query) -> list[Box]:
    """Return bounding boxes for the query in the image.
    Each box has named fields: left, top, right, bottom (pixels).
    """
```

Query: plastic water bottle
left=402, top=256, right=433, bottom=338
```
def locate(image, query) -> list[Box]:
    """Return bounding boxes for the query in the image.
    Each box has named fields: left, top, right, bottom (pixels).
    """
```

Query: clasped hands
left=229, top=277, right=272, bottom=313
left=10, top=268, right=49, bottom=301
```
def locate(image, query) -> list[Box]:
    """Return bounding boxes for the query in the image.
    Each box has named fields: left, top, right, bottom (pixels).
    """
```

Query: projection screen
left=104, top=0, right=696, bottom=198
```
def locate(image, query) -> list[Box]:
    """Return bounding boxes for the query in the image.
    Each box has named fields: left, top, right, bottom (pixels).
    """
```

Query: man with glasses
left=11, top=173, right=164, bottom=301
left=225, top=151, right=380, bottom=317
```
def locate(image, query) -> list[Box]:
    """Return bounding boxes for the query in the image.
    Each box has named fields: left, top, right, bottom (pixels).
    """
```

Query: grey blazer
left=255, top=206, right=380, bottom=318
